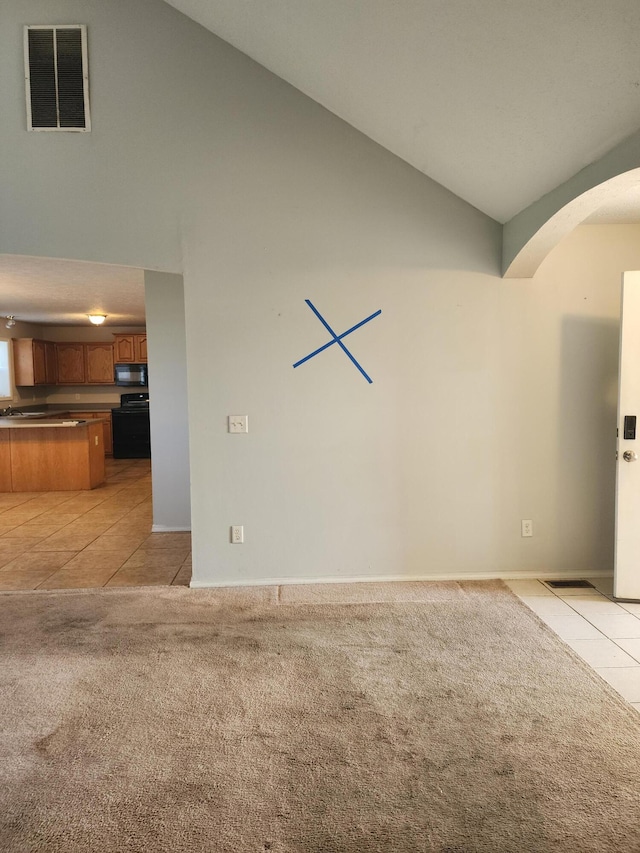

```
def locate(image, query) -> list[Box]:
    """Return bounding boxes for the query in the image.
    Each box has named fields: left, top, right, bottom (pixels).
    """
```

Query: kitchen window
left=0, top=340, right=12, bottom=400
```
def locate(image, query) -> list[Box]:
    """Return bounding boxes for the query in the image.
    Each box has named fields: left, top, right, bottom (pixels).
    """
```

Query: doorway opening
left=0, top=255, right=191, bottom=591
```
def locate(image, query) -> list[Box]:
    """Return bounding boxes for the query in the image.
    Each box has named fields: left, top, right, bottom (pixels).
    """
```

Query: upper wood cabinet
left=44, top=341, right=57, bottom=385
left=13, top=339, right=49, bottom=386
left=113, top=334, right=147, bottom=363
left=13, top=338, right=116, bottom=386
left=86, top=343, right=114, bottom=384
left=55, top=343, right=86, bottom=384
left=137, top=335, right=147, bottom=362
left=56, top=342, right=117, bottom=385
left=113, top=335, right=135, bottom=363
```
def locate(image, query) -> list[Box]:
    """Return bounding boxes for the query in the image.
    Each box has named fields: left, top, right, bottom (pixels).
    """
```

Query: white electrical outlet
left=521, top=519, right=533, bottom=538
left=228, top=415, right=248, bottom=434
left=231, top=525, right=244, bottom=544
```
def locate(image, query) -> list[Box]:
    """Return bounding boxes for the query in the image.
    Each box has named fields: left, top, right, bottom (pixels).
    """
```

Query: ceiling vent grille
left=24, top=25, right=90, bottom=131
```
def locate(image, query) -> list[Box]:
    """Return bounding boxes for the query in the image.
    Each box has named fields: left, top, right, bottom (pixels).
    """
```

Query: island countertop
left=0, top=419, right=106, bottom=491
left=0, top=417, right=108, bottom=429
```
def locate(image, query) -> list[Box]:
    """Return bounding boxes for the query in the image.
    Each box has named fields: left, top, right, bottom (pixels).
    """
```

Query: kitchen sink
left=5, top=412, right=48, bottom=418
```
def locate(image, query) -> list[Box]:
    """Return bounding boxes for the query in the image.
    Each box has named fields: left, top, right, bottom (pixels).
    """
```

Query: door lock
left=623, top=450, right=638, bottom=462
left=624, top=415, right=637, bottom=440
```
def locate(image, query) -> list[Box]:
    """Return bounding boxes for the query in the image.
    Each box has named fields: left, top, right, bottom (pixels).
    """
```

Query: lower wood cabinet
left=0, top=422, right=105, bottom=492
left=73, top=411, right=113, bottom=456
left=0, top=432, right=11, bottom=489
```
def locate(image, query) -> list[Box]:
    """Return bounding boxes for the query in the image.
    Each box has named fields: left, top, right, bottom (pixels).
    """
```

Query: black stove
left=113, top=392, right=149, bottom=413
left=112, top=393, right=150, bottom=458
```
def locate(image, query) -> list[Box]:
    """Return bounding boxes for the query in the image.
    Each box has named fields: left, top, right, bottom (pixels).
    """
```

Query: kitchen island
left=0, top=418, right=106, bottom=492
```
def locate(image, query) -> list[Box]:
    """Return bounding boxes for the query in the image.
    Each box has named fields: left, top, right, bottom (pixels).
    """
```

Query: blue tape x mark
left=293, top=299, right=382, bottom=384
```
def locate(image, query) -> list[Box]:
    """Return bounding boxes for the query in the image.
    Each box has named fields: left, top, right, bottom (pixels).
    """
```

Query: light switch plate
left=228, top=415, right=248, bottom=433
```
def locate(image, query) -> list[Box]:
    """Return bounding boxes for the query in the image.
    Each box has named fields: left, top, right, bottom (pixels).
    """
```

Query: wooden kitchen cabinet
left=45, top=341, right=57, bottom=384
left=13, top=338, right=116, bottom=387
left=55, top=343, right=86, bottom=384
left=113, top=335, right=135, bottom=363
left=12, top=339, right=48, bottom=386
left=55, top=343, right=115, bottom=385
left=102, top=414, right=113, bottom=456
left=32, top=340, right=47, bottom=384
left=0, top=431, right=11, bottom=490
left=2, top=421, right=105, bottom=492
left=86, top=343, right=114, bottom=384
left=137, top=335, right=147, bottom=362
left=113, top=334, right=147, bottom=363
left=74, top=411, right=113, bottom=456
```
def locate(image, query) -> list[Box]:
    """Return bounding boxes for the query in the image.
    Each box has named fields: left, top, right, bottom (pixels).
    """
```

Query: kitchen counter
left=57, top=404, right=118, bottom=412
left=0, top=420, right=106, bottom=492
left=10, top=404, right=117, bottom=415
left=0, top=418, right=107, bottom=428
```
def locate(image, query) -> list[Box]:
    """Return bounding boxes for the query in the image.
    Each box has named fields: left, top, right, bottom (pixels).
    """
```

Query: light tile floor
left=506, top=576, right=640, bottom=712
left=0, top=459, right=191, bottom=589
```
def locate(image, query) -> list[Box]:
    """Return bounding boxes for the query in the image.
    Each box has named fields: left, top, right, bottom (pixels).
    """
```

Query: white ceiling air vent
left=24, top=25, right=90, bottom=131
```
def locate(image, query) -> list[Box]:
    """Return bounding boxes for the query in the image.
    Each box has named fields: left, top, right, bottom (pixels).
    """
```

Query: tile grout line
left=0, top=460, right=185, bottom=590
left=521, top=580, right=640, bottom=707
left=545, top=583, right=640, bottom=630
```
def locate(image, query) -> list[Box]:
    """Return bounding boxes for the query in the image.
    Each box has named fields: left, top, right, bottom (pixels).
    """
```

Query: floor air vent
left=544, top=580, right=594, bottom=589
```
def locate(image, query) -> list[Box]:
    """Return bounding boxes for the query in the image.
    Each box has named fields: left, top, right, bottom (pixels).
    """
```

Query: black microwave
left=114, top=363, right=148, bottom=386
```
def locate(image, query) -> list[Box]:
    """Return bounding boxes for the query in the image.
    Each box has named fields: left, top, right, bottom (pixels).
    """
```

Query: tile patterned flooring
left=0, top=459, right=191, bottom=590
left=506, top=577, right=640, bottom=713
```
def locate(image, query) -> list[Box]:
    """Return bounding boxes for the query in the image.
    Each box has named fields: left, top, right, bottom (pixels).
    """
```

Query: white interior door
left=614, top=271, right=640, bottom=599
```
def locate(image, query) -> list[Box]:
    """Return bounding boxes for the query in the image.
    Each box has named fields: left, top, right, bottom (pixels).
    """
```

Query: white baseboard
left=151, top=525, right=191, bottom=533
left=188, top=568, right=613, bottom=589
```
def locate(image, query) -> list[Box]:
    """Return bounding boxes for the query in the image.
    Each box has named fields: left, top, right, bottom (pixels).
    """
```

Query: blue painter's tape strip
left=293, top=300, right=381, bottom=383
left=292, top=337, right=336, bottom=369
left=292, top=308, right=382, bottom=369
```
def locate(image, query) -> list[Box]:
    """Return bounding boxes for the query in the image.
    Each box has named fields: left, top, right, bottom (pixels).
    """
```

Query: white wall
left=506, top=224, right=640, bottom=577
left=144, top=271, right=191, bottom=532
left=43, top=326, right=145, bottom=342
left=0, top=0, right=632, bottom=584
left=503, top=131, right=640, bottom=276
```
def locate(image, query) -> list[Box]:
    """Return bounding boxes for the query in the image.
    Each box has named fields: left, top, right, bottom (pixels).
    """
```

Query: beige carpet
left=1, top=580, right=639, bottom=852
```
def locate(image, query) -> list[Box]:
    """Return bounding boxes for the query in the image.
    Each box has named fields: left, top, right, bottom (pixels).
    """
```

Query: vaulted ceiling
left=5, top=1, right=640, bottom=324
left=162, top=0, right=640, bottom=223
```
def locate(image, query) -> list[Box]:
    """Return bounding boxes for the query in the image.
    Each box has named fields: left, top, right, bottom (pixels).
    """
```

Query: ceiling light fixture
left=5, top=316, right=16, bottom=329
left=87, top=314, right=107, bottom=326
